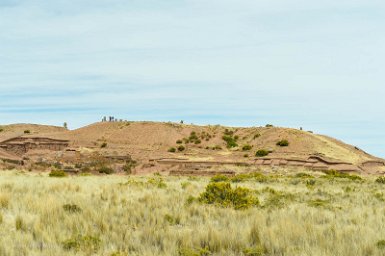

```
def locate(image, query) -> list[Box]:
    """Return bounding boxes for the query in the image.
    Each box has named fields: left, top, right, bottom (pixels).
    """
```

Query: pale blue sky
left=0, top=0, right=385, bottom=156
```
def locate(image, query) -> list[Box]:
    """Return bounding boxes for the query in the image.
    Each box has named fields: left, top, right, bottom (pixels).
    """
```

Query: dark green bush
left=199, top=182, right=259, bottom=210
left=222, top=135, right=238, bottom=148
left=178, top=145, right=186, bottom=152
left=100, top=142, right=107, bottom=148
left=24, top=130, right=31, bottom=134
left=231, top=172, right=268, bottom=183
left=243, top=245, right=267, bottom=256
left=322, top=170, right=362, bottom=181
left=176, top=140, right=183, bottom=144
left=168, top=147, right=176, bottom=153
left=276, top=139, right=289, bottom=147
left=15, top=216, right=26, bottom=231
left=377, top=240, right=385, bottom=249
left=376, top=176, right=385, bottom=184
left=294, top=173, right=314, bottom=179
left=63, top=234, right=101, bottom=252
left=242, top=145, right=252, bottom=151
left=98, top=166, right=114, bottom=175
left=63, top=204, right=82, bottom=213
left=49, top=170, right=67, bottom=177
left=255, top=150, right=269, bottom=157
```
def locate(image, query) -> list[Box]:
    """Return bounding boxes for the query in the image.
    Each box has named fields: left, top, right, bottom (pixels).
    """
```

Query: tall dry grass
left=0, top=170, right=384, bottom=255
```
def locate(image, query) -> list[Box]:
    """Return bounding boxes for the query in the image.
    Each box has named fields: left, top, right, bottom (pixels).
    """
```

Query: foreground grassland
left=0, top=171, right=385, bottom=255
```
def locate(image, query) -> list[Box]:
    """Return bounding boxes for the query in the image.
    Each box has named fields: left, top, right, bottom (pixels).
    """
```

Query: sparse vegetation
left=100, top=142, right=108, bottom=148
left=23, top=130, right=30, bottom=134
left=0, top=170, right=383, bottom=255
left=178, top=145, right=186, bottom=152
left=168, top=147, right=176, bottom=153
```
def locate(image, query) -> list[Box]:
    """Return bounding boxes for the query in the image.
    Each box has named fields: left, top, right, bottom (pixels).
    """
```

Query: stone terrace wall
left=0, top=137, right=69, bottom=156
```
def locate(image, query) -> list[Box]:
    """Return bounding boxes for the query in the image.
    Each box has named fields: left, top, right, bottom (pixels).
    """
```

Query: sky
left=0, top=0, right=385, bottom=156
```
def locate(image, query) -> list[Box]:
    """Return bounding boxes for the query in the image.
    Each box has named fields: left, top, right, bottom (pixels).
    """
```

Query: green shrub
left=243, top=245, right=267, bottom=256
left=178, top=145, right=186, bottom=152
left=322, top=170, right=362, bottom=181
left=199, top=182, right=259, bottom=210
left=122, top=159, right=137, bottom=174
left=15, top=216, right=26, bottom=231
left=178, top=246, right=211, bottom=256
left=164, top=214, right=181, bottom=225
left=100, top=142, right=107, bottom=148
left=222, top=135, right=238, bottom=148
left=49, top=170, right=67, bottom=177
left=306, top=179, right=316, bottom=187
left=376, top=176, right=385, bottom=184
left=210, top=174, right=229, bottom=182
left=0, top=128, right=3, bottom=132
left=147, top=177, right=167, bottom=188
left=176, top=140, right=183, bottom=144
left=255, top=150, right=269, bottom=157
left=253, top=133, right=261, bottom=139
left=63, top=234, right=101, bottom=252
left=0, top=195, right=9, bottom=209
left=98, top=166, right=114, bottom=175
left=231, top=172, right=267, bottom=183
left=15, top=216, right=27, bottom=231
left=276, top=139, right=289, bottom=147
left=307, top=199, right=331, bottom=208
left=24, top=130, right=30, bottom=134
left=294, top=173, right=314, bottom=179
left=63, top=204, right=82, bottom=213
left=377, top=240, right=385, bottom=249
left=265, top=124, right=273, bottom=127
left=168, top=147, right=176, bottom=153
left=262, top=188, right=294, bottom=209
left=242, top=145, right=252, bottom=151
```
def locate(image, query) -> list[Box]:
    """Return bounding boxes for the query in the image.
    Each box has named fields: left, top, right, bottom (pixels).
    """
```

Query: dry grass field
left=0, top=170, right=385, bottom=256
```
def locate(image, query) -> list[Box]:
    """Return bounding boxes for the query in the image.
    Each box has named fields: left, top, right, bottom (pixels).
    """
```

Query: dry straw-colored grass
left=0, top=170, right=384, bottom=255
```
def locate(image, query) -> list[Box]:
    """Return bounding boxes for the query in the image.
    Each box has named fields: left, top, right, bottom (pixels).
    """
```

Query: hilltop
left=0, top=121, right=384, bottom=175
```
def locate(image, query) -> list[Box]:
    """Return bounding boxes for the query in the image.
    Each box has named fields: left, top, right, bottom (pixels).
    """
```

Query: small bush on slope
left=255, top=150, right=269, bottom=157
